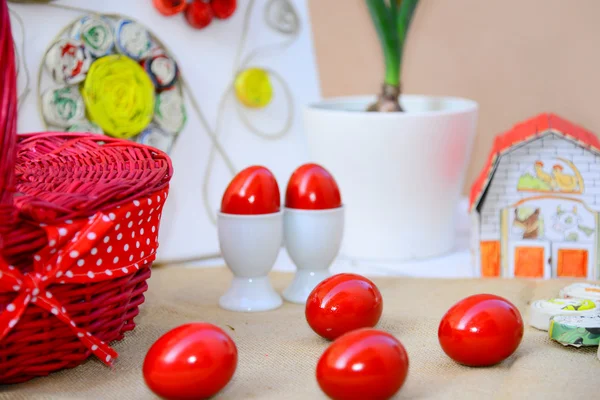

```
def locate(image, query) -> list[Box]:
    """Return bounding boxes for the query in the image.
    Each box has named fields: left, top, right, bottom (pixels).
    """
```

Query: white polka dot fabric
left=0, top=187, right=169, bottom=366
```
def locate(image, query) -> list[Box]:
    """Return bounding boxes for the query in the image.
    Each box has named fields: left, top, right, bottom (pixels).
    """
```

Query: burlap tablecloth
left=1, top=267, right=598, bottom=399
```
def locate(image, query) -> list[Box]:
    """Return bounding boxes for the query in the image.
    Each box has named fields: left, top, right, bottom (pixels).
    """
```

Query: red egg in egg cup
left=218, top=166, right=283, bottom=312
left=282, top=164, right=344, bottom=304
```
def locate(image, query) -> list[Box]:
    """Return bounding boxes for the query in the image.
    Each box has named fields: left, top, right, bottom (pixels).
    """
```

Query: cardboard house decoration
left=470, top=113, right=600, bottom=280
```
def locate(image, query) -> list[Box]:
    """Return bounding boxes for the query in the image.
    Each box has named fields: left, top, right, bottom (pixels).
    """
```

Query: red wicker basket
left=0, top=1, right=173, bottom=383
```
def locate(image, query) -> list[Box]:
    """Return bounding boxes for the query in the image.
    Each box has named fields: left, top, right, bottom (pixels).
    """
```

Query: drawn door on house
left=506, top=198, right=596, bottom=279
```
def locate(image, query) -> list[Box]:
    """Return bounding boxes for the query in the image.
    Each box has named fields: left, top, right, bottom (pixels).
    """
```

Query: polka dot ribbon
left=0, top=188, right=168, bottom=366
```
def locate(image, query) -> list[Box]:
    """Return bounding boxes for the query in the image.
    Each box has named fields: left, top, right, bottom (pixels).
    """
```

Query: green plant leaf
left=397, top=0, right=419, bottom=70
left=366, top=0, right=400, bottom=86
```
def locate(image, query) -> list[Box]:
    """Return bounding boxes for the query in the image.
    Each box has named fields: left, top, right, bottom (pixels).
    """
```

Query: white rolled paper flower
left=549, top=313, right=600, bottom=347
left=115, top=19, right=152, bottom=60
left=154, top=89, right=186, bottom=135
left=42, top=86, right=86, bottom=128
left=136, top=124, right=174, bottom=153
left=559, top=283, right=600, bottom=301
left=529, top=298, right=598, bottom=331
left=71, top=15, right=115, bottom=58
left=44, top=38, right=91, bottom=84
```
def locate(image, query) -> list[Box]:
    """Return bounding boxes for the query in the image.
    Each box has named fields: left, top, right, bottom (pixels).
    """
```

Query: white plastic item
left=217, top=211, right=283, bottom=312
left=304, top=95, right=478, bottom=262
left=282, top=206, right=344, bottom=304
left=529, top=298, right=599, bottom=331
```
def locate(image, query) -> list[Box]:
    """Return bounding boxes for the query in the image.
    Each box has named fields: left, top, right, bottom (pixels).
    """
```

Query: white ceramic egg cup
left=218, top=211, right=283, bottom=312
left=282, top=206, right=344, bottom=304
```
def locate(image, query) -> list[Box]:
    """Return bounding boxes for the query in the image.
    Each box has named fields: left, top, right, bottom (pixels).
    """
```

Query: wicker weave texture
left=0, top=0, right=173, bottom=383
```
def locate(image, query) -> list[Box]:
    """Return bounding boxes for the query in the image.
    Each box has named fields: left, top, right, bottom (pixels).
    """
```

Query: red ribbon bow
left=0, top=189, right=167, bottom=366
left=0, top=213, right=121, bottom=365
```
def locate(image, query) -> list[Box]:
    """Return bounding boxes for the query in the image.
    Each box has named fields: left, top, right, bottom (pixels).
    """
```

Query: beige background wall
left=308, top=0, right=600, bottom=194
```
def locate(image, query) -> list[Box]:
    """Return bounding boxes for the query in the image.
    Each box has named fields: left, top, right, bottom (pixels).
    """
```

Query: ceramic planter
left=304, top=95, right=478, bottom=262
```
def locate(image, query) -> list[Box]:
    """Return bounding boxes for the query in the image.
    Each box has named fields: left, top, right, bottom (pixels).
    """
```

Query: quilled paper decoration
left=39, top=13, right=187, bottom=153
left=34, top=0, right=298, bottom=254
left=211, top=0, right=237, bottom=19
left=67, top=120, right=103, bottom=134
left=138, top=124, right=175, bottom=154
left=82, top=54, right=155, bottom=139
left=115, top=19, right=152, bottom=60
left=197, top=0, right=299, bottom=226
left=264, top=0, right=299, bottom=34
left=144, top=53, right=178, bottom=90
left=184, top=0, right=213, bottom=29
left=153, top=0, right=237, bottom=29
left=234, top=67, right=273, bottom=109
left=70, top=15, right=114, bottom=57
left=152, top=0, right=187, bottom=17
left=41, top=85, right=85, bottom=128
left=154, top=88, right=186, bottom=134
left=44, top=38, right=91, bottom=84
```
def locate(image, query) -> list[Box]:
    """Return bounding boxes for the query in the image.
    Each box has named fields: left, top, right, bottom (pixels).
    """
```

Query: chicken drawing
left=552, top=158, right=583, bottom=192
left=534, top=161, right=554, bottom=187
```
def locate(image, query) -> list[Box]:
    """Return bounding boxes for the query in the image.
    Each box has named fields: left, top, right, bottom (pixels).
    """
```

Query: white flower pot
left=304, top=95, right=478, bottom=262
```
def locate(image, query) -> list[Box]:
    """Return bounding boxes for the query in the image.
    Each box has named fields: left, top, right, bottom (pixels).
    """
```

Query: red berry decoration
left=211, top=0, right=237, bottom=19
left=185, top=0, right=214, bottom=29
left=285, top=163, right=342, bottom=210
left=438, top=294, right=524, bottom=367
left=143, top=323, right=238, bottom=400
left=221, top=165, right=281, bottom=215
left=317, top=329, right=409, bottom=400
left=306, top=273, right=383, bottom=340
left=153, top=0, right=187, bottom=16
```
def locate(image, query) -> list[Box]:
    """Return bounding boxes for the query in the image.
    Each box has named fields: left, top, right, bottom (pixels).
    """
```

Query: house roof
left=469, top=113, right=600, bottom=212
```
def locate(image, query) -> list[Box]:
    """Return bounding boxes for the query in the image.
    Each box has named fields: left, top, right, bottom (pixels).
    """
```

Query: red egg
left=305, top=273, right=383, bottom=340
left=185, top=0, right=213, bottom=29
left=285, top=163, right=341, bottom=210
left=316, top=329, right=409, bottom=400
left=143, top=323, right=238, bottom=400
left=438, top=294, right=524, bottom=367
left=221, top=166, right=281, bottom=215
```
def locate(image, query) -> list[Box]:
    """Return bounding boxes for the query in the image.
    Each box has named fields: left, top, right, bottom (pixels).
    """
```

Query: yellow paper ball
left=82, top=54, right=155, bottom=138
left=234, top=68, right=273, bottom=109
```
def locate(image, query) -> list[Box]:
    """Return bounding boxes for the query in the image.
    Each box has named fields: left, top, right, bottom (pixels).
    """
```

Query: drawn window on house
left=557, top=249, right=588, bottom=278
left=511, top=206, right=543, bottom=240
left=510, top=200, right=595, bottom=244
left=516, top=157, right=584, bottom=194
left=508, top=198, right=596, bottom=279
left=552, top=242, right=595, bottom=280
left=480, top=241, right=500, bottom=277
left=514, top=246, right=546, bottom=278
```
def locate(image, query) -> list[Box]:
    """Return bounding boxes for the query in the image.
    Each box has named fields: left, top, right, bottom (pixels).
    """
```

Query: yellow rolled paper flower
left=234, top=67, right=273, bottom=109
left=82, top=54, right=155, bottom=138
